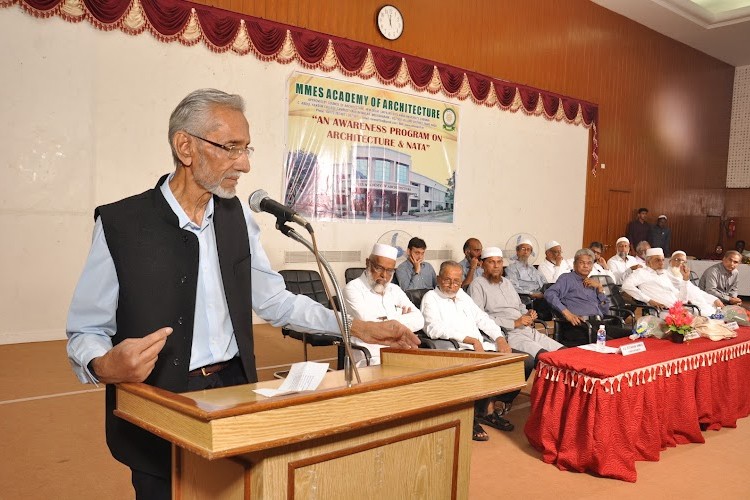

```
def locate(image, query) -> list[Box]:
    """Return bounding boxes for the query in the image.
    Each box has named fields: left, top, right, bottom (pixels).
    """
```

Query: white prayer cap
left=658, top=214, right=668, bottom=220
left=517, top=238, right=534, bottom=249
left=481, top=247, right=503, bottom=259
left=671, top=250, right=686, bottom=259
left=616, top=237, right=630, bottom=245
left=645, top=248, right=664, bottom=257
left=544, top=241, right=561, bottom=251
left=371, top=243, right=398, bottom=260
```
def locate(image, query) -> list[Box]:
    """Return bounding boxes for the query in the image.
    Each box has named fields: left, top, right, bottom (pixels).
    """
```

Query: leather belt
left=188, top=358, right=236, bottom=377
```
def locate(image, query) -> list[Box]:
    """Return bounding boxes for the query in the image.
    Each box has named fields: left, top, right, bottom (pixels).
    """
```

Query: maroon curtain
left=10, top=0, right=600, bottom=167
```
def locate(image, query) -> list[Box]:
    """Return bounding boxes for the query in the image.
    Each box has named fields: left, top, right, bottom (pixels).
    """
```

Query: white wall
left=0, top=8, right=588, bottom=343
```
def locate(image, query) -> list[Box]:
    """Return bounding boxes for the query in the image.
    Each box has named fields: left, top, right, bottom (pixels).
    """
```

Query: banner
left=285, top=73, right=459, bottom=223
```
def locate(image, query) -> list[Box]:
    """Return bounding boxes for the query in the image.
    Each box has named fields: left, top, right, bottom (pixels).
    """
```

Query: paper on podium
left=253, top=361, right=330, bottom=397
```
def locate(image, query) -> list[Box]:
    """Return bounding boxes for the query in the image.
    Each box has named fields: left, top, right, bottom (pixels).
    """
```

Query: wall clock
left=377, top=5, right=403, bottom=41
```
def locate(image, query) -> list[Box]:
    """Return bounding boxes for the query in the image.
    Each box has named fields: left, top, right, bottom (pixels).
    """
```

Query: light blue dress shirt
left=66, top=175, right=339, bottom=383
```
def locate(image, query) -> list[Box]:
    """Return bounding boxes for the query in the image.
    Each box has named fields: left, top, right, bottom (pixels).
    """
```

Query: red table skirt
left=524, top=335, right=750, bottom=482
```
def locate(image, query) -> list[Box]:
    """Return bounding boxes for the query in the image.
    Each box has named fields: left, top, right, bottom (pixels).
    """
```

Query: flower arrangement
left=664, top=301, right=694, bottom=340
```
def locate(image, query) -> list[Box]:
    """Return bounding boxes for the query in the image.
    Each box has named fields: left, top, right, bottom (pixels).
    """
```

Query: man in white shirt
left=538, top=240, right=573, bottom=284
left=667, top=250, right=727, bottom=312
left=607, top=237, right=641, bottom=284
left=344, top=243, right=425, bottom=365
left=421, top=259, right=528, bottom=437
left=622, top=248, right=722, bottom=316
left=634, top=240, right=651, bottom=266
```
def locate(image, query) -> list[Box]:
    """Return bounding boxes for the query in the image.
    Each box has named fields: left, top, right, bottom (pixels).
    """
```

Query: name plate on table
left=620, top=342, right=646, bottom=356
left=725, top=321, right=739, bottom=330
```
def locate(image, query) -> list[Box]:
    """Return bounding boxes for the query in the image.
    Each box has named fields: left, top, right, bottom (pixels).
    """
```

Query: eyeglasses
left=187, top=133, right=254, bottom=160
left=439, top=278, right=463, bottom=287
left=370, top=263, right=396, bottom=276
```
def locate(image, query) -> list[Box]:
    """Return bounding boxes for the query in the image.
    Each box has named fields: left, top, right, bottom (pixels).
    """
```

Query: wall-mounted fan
left=377, top=230, right=413, bottom=261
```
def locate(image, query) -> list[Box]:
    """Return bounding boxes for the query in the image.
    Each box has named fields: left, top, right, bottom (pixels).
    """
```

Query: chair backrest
left=689, top=270, right=699, bottom=286
left=404, top=287, right=432, bottom=310
left=590, top=274, right=626, bottom=308
left=344, top=267, right=365, bottom=283
left=278, top=269, right=330, bottom=308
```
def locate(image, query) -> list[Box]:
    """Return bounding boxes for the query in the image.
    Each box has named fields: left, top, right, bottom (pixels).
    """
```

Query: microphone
left=248, top=189, right=311, bottom=229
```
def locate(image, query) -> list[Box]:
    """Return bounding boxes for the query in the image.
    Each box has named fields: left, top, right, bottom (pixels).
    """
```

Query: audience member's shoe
left=479, top=411, right=514, bottom=432
left=473, top=419, right=490, bottom=441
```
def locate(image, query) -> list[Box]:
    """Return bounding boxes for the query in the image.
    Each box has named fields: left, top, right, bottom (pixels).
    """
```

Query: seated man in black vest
left=65, top=88, right=420, bottom=500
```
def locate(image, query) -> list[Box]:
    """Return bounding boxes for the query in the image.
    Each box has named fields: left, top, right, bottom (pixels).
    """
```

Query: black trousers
left=131, top=358, right=247, bottom=500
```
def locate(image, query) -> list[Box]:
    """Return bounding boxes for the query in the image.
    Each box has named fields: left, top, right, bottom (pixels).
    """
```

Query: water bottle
left=597, top=324, right=606, bottom=347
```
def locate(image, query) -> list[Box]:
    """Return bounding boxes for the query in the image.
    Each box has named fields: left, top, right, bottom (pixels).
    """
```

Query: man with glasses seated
left=505, top=239, right=553, bottom=320
left=469, top=248, right=563, bottom=364
left=622, top=248, right=723, bottom=316
left=607, top=237, right=641, bottom=284
left=545, top=248, right=632, bottom=346
left=344, top=243, right=425, bottom=365
left=588, top=242, right=616, bottom=282
left=421, top=259, right=530, bottom=438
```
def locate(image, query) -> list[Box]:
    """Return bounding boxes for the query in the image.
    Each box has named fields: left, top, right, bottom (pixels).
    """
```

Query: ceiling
left=592, top=0, right=750, bottom=67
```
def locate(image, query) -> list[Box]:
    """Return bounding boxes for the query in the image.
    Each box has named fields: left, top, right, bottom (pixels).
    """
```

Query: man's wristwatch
left=87, top=359, right=99, bottom=379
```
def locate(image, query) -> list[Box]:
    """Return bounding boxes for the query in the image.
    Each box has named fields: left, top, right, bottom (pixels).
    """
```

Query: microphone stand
left=275, top=221, right=358, bottom=386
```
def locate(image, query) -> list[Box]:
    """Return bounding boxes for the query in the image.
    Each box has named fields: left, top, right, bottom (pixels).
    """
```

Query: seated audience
left=468, top=248, right=563, bottom=364
left=505, top=239, right=547, bottom=298
left=459, top=237, right=483, bottom=288
left=395, top=237, right=437, bottom=291
left=634, top=240, right=652, bottom=266
left=622, top=248, right=722, bottom=316
left=538, top=240, right=573, bottom=284
left=704, top=244, right=724, bottom=260
left=344, top=243, right=424, bottom=365
left=588, top=241, right=615, bottom=282
left=735, top=240, right=750, bottom=259
left=421, top=260, right=531, bottom=438
left=698, top=250, right=744, bottom=306
left=545, top=248, right=632, bottom=346
left=607, top=237, right=640, bottom=284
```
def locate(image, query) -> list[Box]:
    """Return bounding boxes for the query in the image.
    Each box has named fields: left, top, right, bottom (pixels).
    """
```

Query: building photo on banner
left=285, top=73, right=458, bottom=223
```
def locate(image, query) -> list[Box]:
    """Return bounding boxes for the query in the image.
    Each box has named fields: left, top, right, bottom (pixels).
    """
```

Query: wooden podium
left=115, top=348, right=526, bottom=499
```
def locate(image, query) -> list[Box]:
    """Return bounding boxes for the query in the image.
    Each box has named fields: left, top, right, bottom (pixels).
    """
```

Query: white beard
left=618, top=252, right=628, bottom=259
left=669, top=266, right=682, bottom=278
left=364, top=269, right=386, bottom=295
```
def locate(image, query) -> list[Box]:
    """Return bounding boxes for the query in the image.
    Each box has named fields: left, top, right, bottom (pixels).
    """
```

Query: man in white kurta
left=345, top=244, right=424, bottom=365
left=421, top=259, right=522, bottom=435
left=468, top=248, right=563, bottom=362
left=665, top=250, right=724, bottom=315
left=421, top=264, right=507, bottom=352
left=537, top=240, right=573, bottom=284
left=622, top=248, right=721, bottom=316
left=607, top=237, right=641, bottom=284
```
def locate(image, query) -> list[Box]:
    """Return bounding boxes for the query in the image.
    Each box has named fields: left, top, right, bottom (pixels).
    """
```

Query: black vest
left=96, top=175, right=256, bottom=477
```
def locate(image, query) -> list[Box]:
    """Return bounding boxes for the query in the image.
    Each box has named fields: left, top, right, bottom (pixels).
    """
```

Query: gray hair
left=725, top=250, right=741, bottom=260
left=439, top=260, right=463, bottom=276
left=168, top=89, right=245, bottom=167
left=573, top=248, right=595, bottom=263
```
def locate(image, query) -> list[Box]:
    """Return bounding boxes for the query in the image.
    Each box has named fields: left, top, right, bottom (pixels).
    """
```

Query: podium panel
left=116, top=348, right=526, bottom=499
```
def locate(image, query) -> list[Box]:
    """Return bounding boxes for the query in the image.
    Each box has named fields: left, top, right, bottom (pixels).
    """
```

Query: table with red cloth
left=524, top=328, right=750, bottom=482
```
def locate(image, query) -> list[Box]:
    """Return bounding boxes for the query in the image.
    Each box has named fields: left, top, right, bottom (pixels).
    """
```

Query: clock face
left=377, top=5, right=403, bottom=41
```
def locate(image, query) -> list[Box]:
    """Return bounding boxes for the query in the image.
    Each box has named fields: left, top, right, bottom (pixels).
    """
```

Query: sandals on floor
left=473, top=419, right=489, bottom=441
left=479, top=411, right=514, bottom=432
